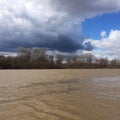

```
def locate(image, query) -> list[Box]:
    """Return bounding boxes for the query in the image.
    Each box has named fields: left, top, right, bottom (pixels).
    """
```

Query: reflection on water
left=0, top=76, right=120, bottom=120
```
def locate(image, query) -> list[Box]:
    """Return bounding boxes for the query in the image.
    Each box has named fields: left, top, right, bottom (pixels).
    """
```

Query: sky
left=0, top=0, right=120, bottom=58
left=82, top=13, right=120, bottom=39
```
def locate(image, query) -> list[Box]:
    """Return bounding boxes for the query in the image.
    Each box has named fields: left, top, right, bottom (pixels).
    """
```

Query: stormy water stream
left=0, top=71, right=120, bottom=120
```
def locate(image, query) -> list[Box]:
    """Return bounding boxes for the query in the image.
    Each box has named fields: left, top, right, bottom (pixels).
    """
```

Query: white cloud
left=100, top=31, right=107, bottom=38
left=86, top=30, right=120, bottom=58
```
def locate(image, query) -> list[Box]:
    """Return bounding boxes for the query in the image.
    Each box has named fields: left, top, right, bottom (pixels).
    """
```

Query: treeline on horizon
left=0, top=47, right=120, bottom=69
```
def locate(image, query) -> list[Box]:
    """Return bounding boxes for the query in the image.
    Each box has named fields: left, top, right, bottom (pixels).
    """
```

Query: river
left=0, top=70, right=120, bottom=120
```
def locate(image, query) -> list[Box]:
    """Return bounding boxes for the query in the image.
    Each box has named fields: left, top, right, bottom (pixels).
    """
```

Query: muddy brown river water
left=0, top=69, right=120, bottom=120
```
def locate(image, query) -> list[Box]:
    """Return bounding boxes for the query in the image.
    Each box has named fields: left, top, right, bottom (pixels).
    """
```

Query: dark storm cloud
left=32, top=35, right=94, bottom=52
left=0, top=0, right=120, bottom=53
left=0, top=35, right=94, bottom=52
left=52, top=0, right=120, bottom=17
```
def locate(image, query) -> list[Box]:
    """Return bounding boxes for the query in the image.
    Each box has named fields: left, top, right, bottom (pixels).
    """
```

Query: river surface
left=0, top=70, right=120, bottom=120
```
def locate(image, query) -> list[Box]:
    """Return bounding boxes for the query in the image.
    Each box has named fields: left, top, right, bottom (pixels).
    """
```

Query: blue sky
left=82, top=12, right=120, bottom=39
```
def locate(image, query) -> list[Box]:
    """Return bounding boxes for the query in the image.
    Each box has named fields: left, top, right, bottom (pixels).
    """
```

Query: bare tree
left=56, top=54, right=63, bottom=65
left=83, top=53, right=95, bottom=64
left=18, top=47, right=32, bottom=62
left=31, top=48, right=48, bottom=68
left=31, top=48, right=46, bottom=60
left=99, top=58, right=108, bottom=68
